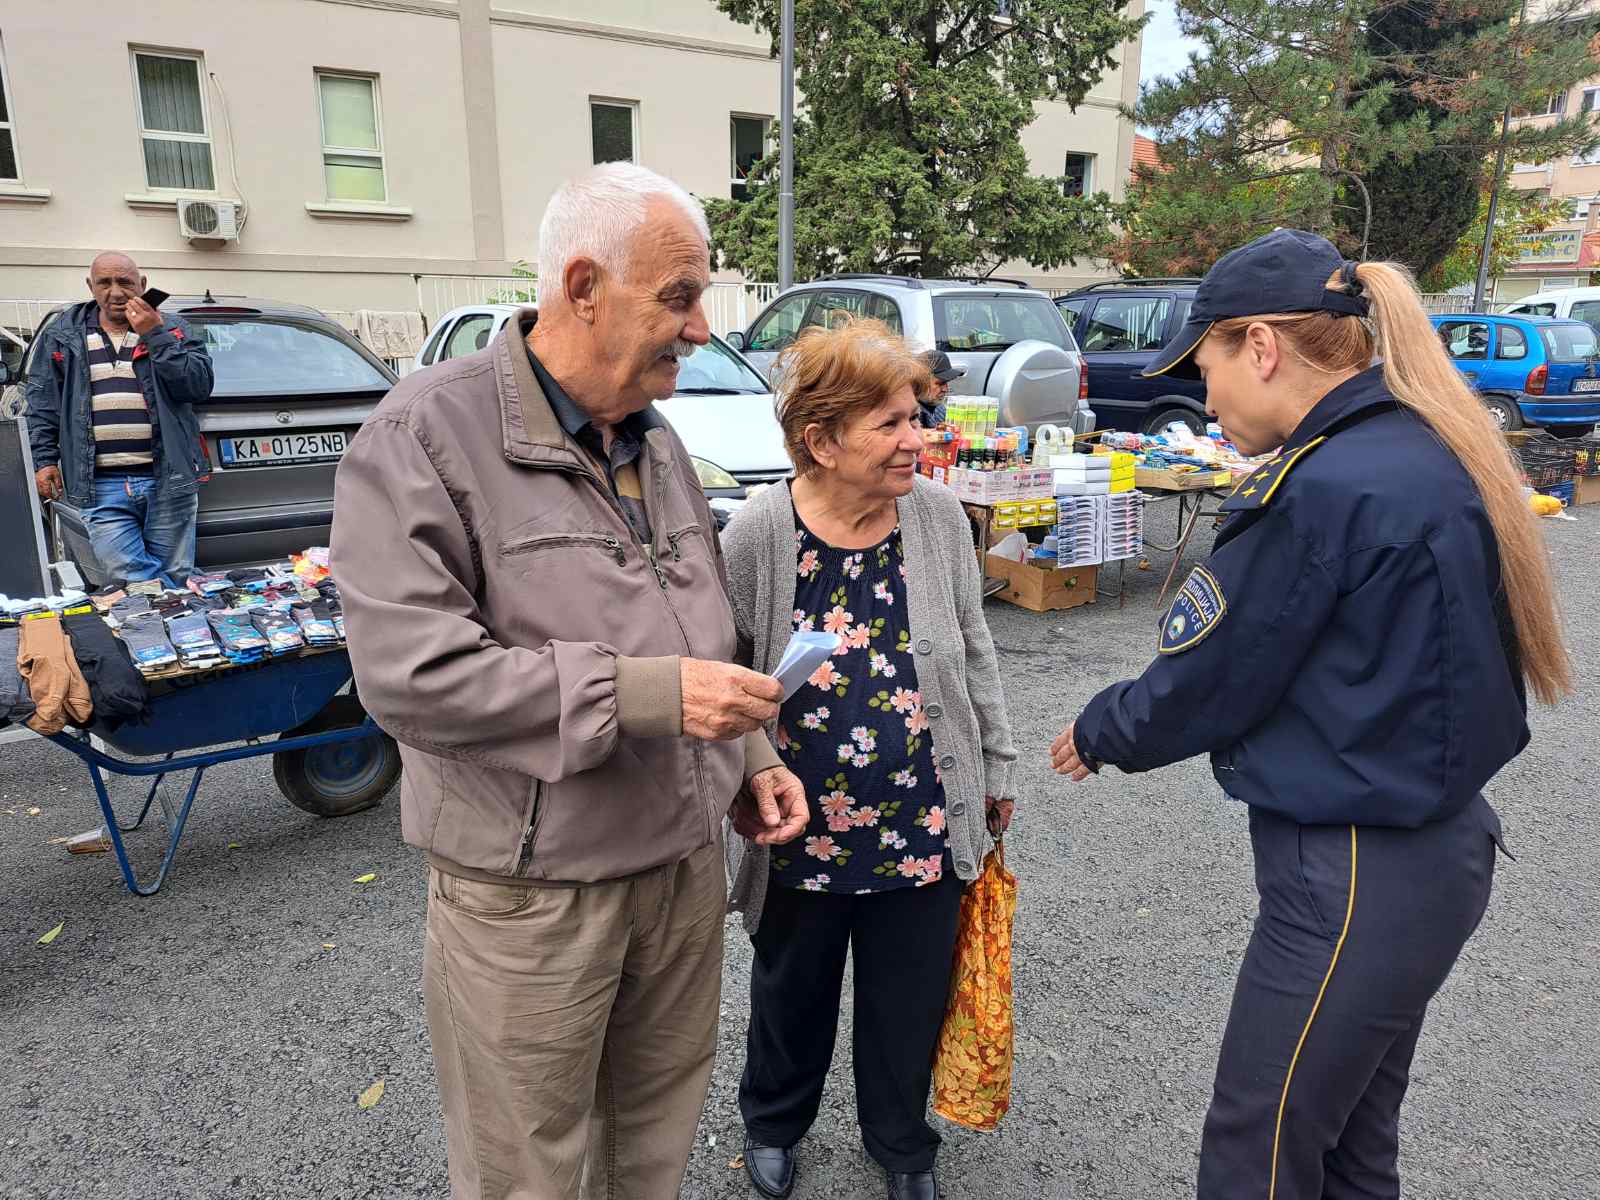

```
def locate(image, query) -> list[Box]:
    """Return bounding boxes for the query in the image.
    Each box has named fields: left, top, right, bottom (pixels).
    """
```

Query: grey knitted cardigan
left=722, top=476, right=1018, bottom=934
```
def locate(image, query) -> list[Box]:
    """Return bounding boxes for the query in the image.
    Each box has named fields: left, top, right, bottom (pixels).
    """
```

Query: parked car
left=1429, top=312, right=1600, bottom=435
left=1499, top=285, right=1600, bottom=335
left=415, top=303, right=791, bottom=499
left=726, top=275, right=1097, bottom=436
left=21, top=295, right=398, bottom=583
left=1054, top=278, right=1211, bottom=435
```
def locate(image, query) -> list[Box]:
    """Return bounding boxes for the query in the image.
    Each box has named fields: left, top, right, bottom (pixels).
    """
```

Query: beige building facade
left=1495, top=80, right=1600, bottom=300
left=0, top=0, right=1142, bottom=335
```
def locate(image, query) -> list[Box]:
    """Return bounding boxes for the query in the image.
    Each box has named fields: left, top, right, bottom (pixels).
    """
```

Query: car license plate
left=1572, top=378, right=1600, bottom=392
left=218, top=430, right=350, bottom=468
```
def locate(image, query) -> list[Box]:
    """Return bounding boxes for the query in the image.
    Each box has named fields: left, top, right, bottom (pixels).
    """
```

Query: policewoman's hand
left=1050, top=722, right=1094, bottom=782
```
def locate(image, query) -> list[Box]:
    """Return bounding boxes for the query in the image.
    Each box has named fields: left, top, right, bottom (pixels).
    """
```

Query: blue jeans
left=83, top=475, right=199, bottom=586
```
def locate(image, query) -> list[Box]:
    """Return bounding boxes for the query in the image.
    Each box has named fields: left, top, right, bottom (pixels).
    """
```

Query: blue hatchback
left=1429, top=313, right=1600, bottom=434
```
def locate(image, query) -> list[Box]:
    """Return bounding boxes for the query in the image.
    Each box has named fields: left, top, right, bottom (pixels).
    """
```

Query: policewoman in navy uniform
left=1050, top=230, right=1571, bottom=1200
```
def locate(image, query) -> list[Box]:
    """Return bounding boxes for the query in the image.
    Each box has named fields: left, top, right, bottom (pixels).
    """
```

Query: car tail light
left=1079, top=363, right=1089, bottom=402
left=1526, top=364, right=1548, bottom=395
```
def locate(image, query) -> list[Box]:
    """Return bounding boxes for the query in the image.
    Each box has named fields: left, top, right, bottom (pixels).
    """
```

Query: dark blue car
left=1429, top=313, right=1600, bottom=435
left=1056, top=280, right=1210, bottom=434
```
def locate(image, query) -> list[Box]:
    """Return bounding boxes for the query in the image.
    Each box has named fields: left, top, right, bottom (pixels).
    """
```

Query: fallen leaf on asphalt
left=322, top=943, right=336, bottom=950
left=25, top=807, right=41, bottom=816
left=227, top=842, right=241, bottom=850
left=357, top=1079, right=385, bottom=1109
left=354, top=873, right=377, bottom=884
left=48, top=836, right=70, bottom=845
left=37, top=922, right=64, bottom=946
left=728, top=1156, right=745, bottom=1170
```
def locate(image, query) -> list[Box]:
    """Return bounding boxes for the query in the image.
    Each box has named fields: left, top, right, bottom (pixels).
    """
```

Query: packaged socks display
left=290, top=601, right=340, bottom=646
left=250, top=608, right=306, bottom=655
left=205, top=610, right=269, bottom=663
left=120, top=611, right=179, bottom=674
left=166, top=612, right=225, bottom=670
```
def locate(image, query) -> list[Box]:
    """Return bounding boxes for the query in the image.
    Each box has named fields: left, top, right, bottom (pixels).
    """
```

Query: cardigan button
left=915, top=638, right=932, bottom=654
left=925, top=703, right=943, bottom=719
left=949, top=801, right=967, bottom=817
left=939, top=753, right=956, bottom=770
left=956, top=858, right=975, bottom=875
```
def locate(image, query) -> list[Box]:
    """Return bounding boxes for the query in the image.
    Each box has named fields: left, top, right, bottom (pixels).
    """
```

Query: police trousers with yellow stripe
left=1199, top=796, right=1501, bottom=1200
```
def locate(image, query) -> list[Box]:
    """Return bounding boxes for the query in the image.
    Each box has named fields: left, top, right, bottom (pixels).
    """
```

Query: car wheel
left=1142, top=406, right=1206, bottom=437
left=1481, top=394, right=1523, bottom=432
left=1546, top=423, right=1596, bottom=440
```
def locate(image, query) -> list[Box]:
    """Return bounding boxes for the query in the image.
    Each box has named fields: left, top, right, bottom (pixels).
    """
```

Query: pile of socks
left=120, top=611, right=179, bottom=675
left=206, top=610, right=269, bottom=665
left=166, top=612, right=225, bottom=670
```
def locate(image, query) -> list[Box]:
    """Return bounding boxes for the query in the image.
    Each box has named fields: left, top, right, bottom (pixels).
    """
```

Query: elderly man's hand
left=124, top=296, right=162, bottom=336
left=680, top=658, right=783, bottom=741
left=35, top=465, right=63, bottom=502
left=731, top=766, right=809, bottom=845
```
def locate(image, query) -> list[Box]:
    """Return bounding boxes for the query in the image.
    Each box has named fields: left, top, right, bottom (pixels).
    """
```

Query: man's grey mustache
left=665, top=339, right=697, bottom=359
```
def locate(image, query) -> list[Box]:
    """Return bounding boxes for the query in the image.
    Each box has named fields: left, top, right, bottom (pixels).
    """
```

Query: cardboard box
left=985, top=554, right=1097, bottom=612
left=1575, top=474, right=1600, bottom=506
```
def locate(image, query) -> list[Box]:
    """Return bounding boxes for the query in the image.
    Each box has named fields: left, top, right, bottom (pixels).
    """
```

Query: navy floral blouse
left=769, top=511, right=949, bottom=894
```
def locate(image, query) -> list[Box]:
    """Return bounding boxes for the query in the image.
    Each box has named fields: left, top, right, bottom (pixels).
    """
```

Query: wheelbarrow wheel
left=273, top=696, right=400, bottom=818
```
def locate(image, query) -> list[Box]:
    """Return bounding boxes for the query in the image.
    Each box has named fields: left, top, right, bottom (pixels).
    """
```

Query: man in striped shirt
left=28, top=252, right=213, bottom=585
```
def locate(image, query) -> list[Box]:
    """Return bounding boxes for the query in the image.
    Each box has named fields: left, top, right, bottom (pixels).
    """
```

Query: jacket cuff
left=983, top=754, right=1014, bottom=801
left=614, top=655, right=682, bottom=738
left=743, top=730, right=783, bottom=782
left=142, top=324, right=177, bottom=349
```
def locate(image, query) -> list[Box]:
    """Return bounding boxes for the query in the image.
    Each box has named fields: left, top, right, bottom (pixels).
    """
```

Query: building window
left=731, top=115, right=770, bottom=201
left=132, top=50, right=215, bottom=191
left=1063, top=153, right=1094, bottom=198
left=591, top=99, right=638, bottom=165
left=1515, top=92, right=1568, bottom=118
left=317, top=72, right=386, bottom=203
left=0, top=36, right=17, bottom=181
left=1583, top=87, right=1600, bottom=113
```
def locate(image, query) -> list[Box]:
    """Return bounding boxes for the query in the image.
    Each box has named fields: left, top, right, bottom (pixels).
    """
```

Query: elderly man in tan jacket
left=331, top=163, right=807, bottom=1200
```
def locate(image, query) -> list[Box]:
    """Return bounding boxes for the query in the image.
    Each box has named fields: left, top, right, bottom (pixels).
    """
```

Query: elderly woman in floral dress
left=722, top=319, right=1017, bottom=1200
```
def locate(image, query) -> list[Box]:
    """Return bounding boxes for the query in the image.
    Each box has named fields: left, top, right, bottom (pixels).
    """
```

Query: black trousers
left=739, top=872, right=965, bottom=1172
left=1198, top=797, right=1501, bottom=1200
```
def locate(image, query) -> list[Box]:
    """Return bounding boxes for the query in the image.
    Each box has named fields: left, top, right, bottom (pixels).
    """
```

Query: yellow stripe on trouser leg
left=1268, top=825, right=1357, bottom=1200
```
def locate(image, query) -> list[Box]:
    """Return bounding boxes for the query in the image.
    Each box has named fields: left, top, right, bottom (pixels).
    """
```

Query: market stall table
left=1133, top=466, right=1239, bottom=609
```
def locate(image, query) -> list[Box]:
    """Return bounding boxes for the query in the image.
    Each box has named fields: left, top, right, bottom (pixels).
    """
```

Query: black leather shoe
left=887, top=1170, right=939, bottom=1200
left=743, top=1137, right=796, bottom=1199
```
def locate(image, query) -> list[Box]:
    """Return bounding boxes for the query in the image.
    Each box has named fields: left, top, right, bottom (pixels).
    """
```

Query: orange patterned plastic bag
left=931, top=841, right=1017, bottom=1131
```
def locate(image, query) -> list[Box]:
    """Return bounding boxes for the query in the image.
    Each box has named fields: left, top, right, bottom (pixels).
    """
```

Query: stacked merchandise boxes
left=1103, top=491, right=1146, bottom=562
left=1053, top=497, right=1104, bottom=568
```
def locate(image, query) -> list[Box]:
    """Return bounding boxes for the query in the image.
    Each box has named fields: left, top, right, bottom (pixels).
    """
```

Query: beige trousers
left=423, top=842, right=725, bottom=1200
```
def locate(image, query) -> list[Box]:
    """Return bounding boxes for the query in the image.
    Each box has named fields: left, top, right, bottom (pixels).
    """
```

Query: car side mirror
left=726, top=330, right=746, bottom=351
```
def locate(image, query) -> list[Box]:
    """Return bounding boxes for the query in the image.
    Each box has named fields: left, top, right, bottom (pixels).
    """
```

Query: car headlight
left=691, top=457, right=741, bottom=489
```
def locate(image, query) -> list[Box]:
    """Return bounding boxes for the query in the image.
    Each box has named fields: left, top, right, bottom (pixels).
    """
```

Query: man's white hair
left=537, top=163, right=710, bottom=307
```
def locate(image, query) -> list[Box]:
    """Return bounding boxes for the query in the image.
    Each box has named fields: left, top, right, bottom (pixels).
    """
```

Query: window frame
left=730, top=113, right=772, bottom=201
left=1493, top=323, right=1528, bottom=361
left=747, top=291, right=817, bottom=353
left=0, top=33, right=19, bottom=182
left=1436, top=318, right=1491, bottom=361
left=590, top=97, right=640, bottom=166
left=1079, top=294, right=1174, bottom=354
left=1063, top=152, right=1095, bottom=198
left=315, top=69, right=388, bottom=205
left=129, top=47, right=217, bottom=194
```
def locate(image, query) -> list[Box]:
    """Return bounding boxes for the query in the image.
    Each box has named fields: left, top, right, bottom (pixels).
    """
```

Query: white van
left=1501, top=286, right=1600, bottom=332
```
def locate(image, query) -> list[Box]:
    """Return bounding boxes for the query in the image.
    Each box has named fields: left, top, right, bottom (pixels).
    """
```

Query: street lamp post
left=778, top=0, right=795, bottom=292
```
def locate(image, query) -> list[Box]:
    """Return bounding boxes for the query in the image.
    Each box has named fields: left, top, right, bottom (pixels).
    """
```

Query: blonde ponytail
left=1210, top=262, right=1572, bottom=705
left=1354, top=262, right=1571, bottom=705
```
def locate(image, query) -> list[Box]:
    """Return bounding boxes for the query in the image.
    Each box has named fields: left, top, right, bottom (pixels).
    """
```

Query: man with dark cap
left=916, top=350, right=964, bottom=428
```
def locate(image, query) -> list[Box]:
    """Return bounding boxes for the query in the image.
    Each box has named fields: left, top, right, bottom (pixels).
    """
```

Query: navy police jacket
left=1076, top=367, right=1530, bottom=828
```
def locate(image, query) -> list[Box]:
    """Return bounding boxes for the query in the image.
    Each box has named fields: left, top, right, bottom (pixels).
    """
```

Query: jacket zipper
left=516, top=782, right=542, bottom=874
left=500, top=531, right=626, bottom=567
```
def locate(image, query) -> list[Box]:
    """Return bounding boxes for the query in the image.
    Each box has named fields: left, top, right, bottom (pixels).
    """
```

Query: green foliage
left=703, top=0, right=1144, bottom=278
left=1124, top=0, right=1600, bottom=278
left=1421, top=187, right=1575, bottom=292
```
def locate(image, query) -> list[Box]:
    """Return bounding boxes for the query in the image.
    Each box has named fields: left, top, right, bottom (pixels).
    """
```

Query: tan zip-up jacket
left=331, top=315, right=780, bottom=884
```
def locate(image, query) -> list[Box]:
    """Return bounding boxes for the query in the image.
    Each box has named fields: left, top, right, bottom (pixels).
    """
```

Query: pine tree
left=1122, top=0, right=1600, bottom=277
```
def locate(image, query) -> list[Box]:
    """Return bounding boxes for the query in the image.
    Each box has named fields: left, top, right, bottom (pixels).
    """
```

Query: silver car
left=727, top=274, right=1096, bottom=435
left=22, top=296, right=397, bottom=581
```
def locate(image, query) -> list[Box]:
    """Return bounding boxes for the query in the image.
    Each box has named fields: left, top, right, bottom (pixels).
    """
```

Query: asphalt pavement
left=2, top=504, right=1596, bottom=1200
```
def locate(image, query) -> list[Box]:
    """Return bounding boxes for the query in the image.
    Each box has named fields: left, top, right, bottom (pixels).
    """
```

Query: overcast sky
left=1139, top=0, right=1201, bottom=88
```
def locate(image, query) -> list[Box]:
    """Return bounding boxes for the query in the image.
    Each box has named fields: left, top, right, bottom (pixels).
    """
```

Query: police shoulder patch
left=1159, top=564, right=1227, bottom=655
left=1218, top=436, right=1328, bottom=513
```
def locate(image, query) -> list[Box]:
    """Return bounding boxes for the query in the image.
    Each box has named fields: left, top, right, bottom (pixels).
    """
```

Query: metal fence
left=411, top=276, right=777, bottom=336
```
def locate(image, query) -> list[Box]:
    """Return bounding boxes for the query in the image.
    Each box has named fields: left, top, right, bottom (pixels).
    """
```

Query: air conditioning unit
left=176, top=197, right=239, bottom=243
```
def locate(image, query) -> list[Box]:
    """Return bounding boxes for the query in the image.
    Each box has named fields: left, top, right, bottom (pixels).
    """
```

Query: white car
left=1501, top=285, right=1600, bottom=334
left=414, top=304, right=792, bottom=513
